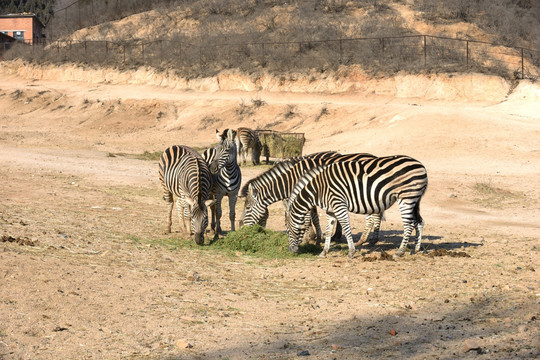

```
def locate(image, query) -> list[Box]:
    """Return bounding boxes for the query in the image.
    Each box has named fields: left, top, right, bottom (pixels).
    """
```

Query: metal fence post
left=466, top=40, right=469, bottom=67
left=521, top=47, right=524, bottom=79
left=423, top=35, right=427, bottom=66
left=339, top=39, right=343, bottom=64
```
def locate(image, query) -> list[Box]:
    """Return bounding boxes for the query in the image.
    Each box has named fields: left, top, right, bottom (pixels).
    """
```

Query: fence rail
left=12, top=34, right=537, bottom=79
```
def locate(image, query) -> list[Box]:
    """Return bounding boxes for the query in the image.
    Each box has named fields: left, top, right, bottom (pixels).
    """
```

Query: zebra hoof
left=348, top=250, right=356, bottom=259
left=393, top=252, right=404, bottom=259
left=318, top=251, right=328, bottom=258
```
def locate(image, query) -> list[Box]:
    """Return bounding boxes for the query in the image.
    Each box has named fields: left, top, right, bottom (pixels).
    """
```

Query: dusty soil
left=0, top=68, right=539, bottom=360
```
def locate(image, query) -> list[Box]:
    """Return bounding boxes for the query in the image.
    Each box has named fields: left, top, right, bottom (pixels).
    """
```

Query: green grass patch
left=130, top=225, right=321, bottom=259
left=212, top=225, right=314, bottom=258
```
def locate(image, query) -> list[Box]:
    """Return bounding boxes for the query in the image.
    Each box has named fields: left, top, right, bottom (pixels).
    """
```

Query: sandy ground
left=0, top=70, right=539, bottom=360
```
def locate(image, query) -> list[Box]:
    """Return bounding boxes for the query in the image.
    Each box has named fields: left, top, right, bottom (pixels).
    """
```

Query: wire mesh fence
left=3, top=33, right=539, bottom=80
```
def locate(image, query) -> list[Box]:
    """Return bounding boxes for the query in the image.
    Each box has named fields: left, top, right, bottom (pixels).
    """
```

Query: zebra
left=205, top=129, right=242, bottom=236
left=286, top=156, right=428, bottom=258
left=158, top=145, right=214, bottom=245
left=235, top=127, right=262, bottom=166
left=239, top=151, right=383, bottom=245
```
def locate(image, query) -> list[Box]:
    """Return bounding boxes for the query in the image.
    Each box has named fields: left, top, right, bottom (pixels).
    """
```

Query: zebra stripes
left=158, top=145, right=213, bottom=245
left=286, top=156, right=428, bottom=258
left=206, top=129, right=242, bottom=236
left=239, top=151, right=383, bottom=245
left=235, top=127, right=262, bottom=166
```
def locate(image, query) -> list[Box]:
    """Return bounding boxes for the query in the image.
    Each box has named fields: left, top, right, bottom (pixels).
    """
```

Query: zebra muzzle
left=288, top=245, right=299, bottom=253
left=194, top=232, right=204, bottom=245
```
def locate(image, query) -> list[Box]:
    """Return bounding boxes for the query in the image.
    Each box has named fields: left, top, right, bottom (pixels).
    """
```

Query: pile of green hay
left=212, top=225, right=318, bottom=258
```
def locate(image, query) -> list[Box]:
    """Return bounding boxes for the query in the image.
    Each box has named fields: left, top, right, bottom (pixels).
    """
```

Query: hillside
left=5, top=0, right=538, bottom=79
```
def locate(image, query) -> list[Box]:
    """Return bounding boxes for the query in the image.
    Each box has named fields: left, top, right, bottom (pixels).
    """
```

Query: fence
left=12, top=33, right=539, bottom=80
left=257, top=130, right=305, bottom=160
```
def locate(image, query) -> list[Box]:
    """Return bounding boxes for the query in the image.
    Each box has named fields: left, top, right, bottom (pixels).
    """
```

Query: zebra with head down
left=158, top=145, right=214, bottom=245
left=286, top=155, right=428, bottom=258
left=239, top=151, right=384, bottom=246
left=235, top=127, right=262, bottom=166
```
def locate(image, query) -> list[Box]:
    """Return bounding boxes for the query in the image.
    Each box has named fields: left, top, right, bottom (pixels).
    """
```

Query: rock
left=176, top=340, right=193, bottom=349
left=463, top=338, right=481, bottom=353
left=389, top=329, right=397, bottom=336
left=297, top=349, right=310, bottom=356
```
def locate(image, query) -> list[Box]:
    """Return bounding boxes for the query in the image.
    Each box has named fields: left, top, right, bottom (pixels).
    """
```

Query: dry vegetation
left=4, top=0, right=540, bottom=78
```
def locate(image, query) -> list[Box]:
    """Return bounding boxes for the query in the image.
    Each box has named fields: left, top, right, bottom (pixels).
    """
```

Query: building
left=0, top=13, right=45, bottom=45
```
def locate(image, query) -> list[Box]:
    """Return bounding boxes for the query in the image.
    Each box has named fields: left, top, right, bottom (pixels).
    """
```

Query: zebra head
left=210, top=129, right=237, bottom=174
left=285, top=202, right=311, bottom=254
left=239, top=184, right=269, bottom=227
left=185, top=197, right=215, bottom=245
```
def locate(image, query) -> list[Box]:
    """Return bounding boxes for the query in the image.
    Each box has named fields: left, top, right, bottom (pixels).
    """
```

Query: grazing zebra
left=239, top=151, right=383, bottom=245
left=286, top=156, right=428, bottom=258
left=206, top=129, right=242, bottom=236
left=158, top=145, right=214, bottom=245
left=235, top=127, right=262, bottom=166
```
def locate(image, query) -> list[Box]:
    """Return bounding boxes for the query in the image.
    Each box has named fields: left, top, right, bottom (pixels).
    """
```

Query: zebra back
left=236, top=127, right=262, bottom=165
left=289, top=156, right=427, bottom=215
left=159, top=145, right=212, bottom=204
left=236, top=127, right=258, bottom=148
left=239, top=151, right=376, bottom=227
left=202, top=147, right=216, bottom=164
left=286, top=156, right=428, bottom=253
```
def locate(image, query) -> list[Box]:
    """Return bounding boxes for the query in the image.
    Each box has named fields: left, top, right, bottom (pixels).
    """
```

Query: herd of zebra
left=159, top=127, right=428, bottom=258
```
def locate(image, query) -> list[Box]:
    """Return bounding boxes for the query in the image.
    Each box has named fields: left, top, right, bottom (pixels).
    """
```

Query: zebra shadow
left=354, top=230, right=482, bottom=254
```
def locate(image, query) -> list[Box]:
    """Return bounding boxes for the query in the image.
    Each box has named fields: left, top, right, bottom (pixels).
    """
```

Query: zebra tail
left=413, top=200, right=423, bottom=225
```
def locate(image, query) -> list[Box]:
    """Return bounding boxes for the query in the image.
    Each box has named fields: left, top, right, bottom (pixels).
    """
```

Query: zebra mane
left=239, top=158, right=302, bottom=197
left=289, top=163, right=330, bottom=204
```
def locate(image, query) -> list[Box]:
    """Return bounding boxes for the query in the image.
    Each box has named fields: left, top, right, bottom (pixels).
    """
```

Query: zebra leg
left=355, top=215, right=374, bottom=246
left=228, top=191, right=238, bottom=231
left=334, top=210, right=356, bottom=258
left=413, top=220, right=424, bottom=254
left=210, top=202, right=216, bottom=233
left=176, top=197, right=189, bottom=235
left=166, top=200, right=174, bottom=234
left=356, top=214, right=382, bottom=246
left=369, top=213, right=382, bottom=246
left=394, top=201, right=417, bottom=258
left=214, top=192, right=224, bottom=237
left=309, top=207, right=323, bottom=246
left=320, top=214, right=336, bottom=258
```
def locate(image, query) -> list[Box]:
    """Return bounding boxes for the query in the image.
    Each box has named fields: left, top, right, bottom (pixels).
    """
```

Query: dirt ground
left=0, top=68, right=539, bottom=360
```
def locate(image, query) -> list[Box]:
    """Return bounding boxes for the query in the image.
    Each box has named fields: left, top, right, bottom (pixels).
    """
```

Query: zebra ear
left=249, top=186, right=258, bottom=198
left=215, top=129, right=221, bottom=141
